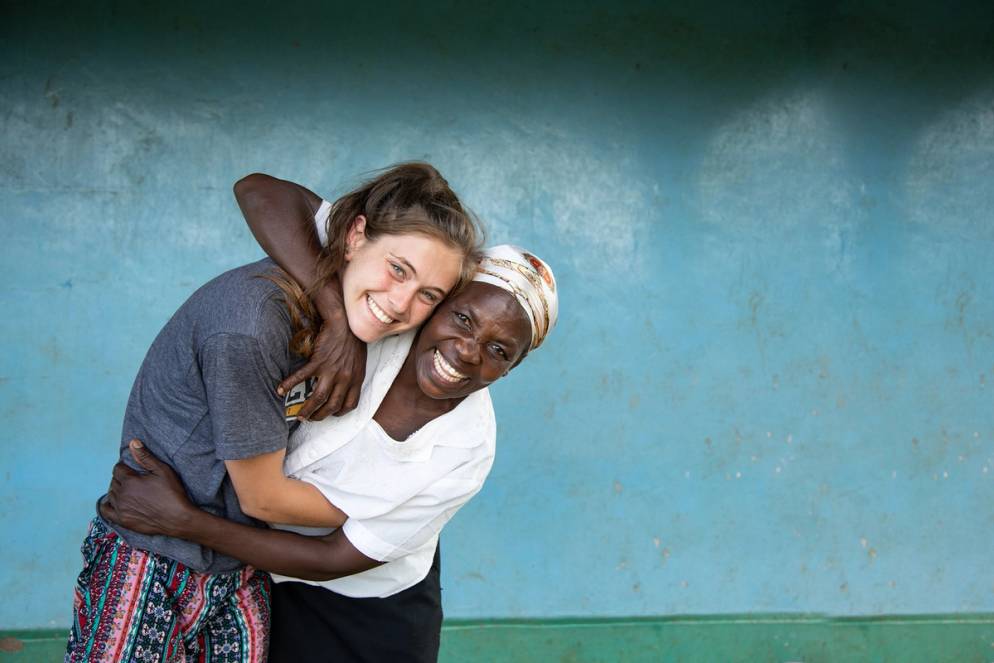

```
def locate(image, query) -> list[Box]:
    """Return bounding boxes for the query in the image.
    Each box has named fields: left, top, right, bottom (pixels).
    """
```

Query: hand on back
left=100, top=440, right=192, bottom=537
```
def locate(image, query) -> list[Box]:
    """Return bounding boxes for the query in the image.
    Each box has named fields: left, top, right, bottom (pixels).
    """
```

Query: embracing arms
left=103, top=441, right=381, bottom=581
left=235, top=173, right=365, bottom=419
left=225, top=449, right=346, bottom=527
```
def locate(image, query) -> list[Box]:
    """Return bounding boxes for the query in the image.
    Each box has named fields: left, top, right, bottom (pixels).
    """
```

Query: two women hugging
left=65, top=163, right=559, bottom=663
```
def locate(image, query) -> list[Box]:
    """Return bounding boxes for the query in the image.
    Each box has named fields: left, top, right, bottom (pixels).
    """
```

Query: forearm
left=234, top=173, right=326, bottom=291
left=234, top=173, right=345, bottom=321
left=227, top=453, right=346, bottom=528
left=240, top=476, right=347, bottom=528
left=173, top=508, right=375, bottom=581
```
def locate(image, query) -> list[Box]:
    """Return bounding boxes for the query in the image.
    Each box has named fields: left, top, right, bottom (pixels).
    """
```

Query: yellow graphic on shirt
left=283, top=378, right=315, bottom=421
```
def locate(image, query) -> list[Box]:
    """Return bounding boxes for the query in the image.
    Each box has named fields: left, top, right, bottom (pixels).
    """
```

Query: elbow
left=295, top=568, right=344, bottom=582
left=238, top=492, right=277, bottom=522
left=233, top=173, right=274, bottom=207
left=240, top=499, right=268, bottom=522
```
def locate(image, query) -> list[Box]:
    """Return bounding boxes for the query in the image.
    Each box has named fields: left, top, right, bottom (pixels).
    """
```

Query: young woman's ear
left=345, top=215, right=368, bottom=259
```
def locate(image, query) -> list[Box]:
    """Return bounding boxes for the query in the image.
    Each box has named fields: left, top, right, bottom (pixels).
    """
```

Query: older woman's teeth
left=367, top=296, right=395, bottom=324
left=434, top=350, right=467, bottom=382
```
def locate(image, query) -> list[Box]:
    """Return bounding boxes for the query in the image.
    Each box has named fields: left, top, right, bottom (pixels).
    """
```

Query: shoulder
left=187, top=258, right=289, bottom=336
left=187, top=260, right=293, bottom=357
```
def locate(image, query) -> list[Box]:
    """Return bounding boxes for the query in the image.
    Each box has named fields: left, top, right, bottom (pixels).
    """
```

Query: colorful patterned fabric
left=66, top=519, right=270, bottom=663
left=474, top=245, right=558, bottom=351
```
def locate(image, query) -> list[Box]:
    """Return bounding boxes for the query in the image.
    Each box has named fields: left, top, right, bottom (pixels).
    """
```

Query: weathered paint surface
left=2, top=0, right=993, bottom=629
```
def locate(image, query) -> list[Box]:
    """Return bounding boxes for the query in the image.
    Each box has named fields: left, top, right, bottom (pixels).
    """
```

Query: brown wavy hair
left=273, top=162, right=483, bottom=357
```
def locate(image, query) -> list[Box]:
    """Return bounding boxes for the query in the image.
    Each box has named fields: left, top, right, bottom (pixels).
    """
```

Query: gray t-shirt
left=103, top=258, right=304, bottom=573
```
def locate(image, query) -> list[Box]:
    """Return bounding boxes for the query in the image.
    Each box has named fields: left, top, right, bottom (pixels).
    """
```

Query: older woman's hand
left=99, top=440, right=195, bottom=538
left=277, top=283, right=367, bottom=420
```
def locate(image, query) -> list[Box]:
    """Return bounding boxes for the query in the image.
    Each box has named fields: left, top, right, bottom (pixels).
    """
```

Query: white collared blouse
left=272, top=227, right=498, bottom=596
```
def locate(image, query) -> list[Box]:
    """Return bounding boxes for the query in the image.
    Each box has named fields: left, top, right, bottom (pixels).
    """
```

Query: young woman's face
left=412, top=282, right=532, bottom=400
left=340, top=219, right=464, bottom=343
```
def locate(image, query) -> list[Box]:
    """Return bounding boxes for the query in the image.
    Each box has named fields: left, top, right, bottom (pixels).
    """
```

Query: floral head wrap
left=473, top=245, right=558, bottom=352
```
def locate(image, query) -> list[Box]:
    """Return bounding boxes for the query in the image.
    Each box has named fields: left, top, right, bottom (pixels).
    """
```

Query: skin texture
left=374, top=282, right=532, bottom=440
left=235, top=173, right=366, bottom=420
left=102, top=283, right=534, bottom=580
left=224, top=449, right=347, bottom=527
left=414, top=282, right=530, bottom=400
left=340, top=217, right=463, bottom=343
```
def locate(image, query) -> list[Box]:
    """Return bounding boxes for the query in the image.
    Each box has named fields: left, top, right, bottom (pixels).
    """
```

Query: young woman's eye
left=389, top=262, right=406, bottom=278
left=421, top=290, right=438, bottom=304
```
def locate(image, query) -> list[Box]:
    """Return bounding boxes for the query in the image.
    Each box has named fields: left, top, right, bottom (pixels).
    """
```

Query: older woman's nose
left=454, top=335, right=482, bottom=364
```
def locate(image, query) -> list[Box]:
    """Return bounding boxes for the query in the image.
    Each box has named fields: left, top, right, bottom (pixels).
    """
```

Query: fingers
left=128, top=439, right=160, bottom=473
left=112, top=461, right=139, bottom=481
left=310, top=381, right=348, bottom=421
left=277, top=361, right=319, bottom=397
left=98, top=495, right=116, bottom=522
left=340, top=384, right=361, bottom=415
left=294, top=383, right=329, bottom=421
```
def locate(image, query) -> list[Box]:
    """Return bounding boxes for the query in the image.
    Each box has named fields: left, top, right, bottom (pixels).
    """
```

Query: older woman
left=101, top=245, right=559, bottom=662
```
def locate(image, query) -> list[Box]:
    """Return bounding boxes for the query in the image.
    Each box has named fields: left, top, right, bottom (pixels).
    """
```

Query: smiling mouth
left=433, top=349, right=468, bottom=383
left=367, top=295, right=396, bottom=325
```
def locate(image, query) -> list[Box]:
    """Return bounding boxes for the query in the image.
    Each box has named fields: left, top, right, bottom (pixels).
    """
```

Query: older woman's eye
left=454, top=312, right=470, bottom=326
left=491, top=344, right=508, bottom=359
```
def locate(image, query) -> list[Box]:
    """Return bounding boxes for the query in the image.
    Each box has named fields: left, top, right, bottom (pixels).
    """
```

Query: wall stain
left=44, top=76, right=60, bottom=108
left=40, top=338, right=63, bottom=363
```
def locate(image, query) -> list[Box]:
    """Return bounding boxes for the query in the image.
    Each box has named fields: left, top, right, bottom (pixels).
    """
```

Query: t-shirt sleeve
left=341, top=465, right=491, bottom=563
left=314, top=199, right=331, bottom=247
left=199, top=332, right=289, bottom=460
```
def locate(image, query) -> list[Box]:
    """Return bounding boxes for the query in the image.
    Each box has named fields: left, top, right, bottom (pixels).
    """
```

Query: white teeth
left=367, top=296, right=395, bottom=324
left=434, top=350, right=467, bottom=383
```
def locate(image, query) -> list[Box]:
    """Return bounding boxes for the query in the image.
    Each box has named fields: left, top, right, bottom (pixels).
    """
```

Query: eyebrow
left=466, top=304, right=522, bottom=354
left=390, top=254, right=449, bottom=298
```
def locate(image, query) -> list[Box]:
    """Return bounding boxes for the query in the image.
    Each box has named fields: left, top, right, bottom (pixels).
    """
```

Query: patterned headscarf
left=473, top=245, right=559, bottom=352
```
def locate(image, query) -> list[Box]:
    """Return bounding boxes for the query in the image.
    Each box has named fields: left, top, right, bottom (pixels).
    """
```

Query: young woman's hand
left=99, top=440, right=195, bottom=538
left=278, top=283, right=367, bottom=420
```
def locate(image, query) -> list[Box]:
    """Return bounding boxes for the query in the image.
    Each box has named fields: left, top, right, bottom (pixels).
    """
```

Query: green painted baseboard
left=5, top=615, right=994, bottom=662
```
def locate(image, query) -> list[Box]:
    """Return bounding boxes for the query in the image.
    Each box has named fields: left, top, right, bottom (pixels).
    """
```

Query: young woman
left=65, top=163, right=482, bottom=663
left=101, top=244, right=559, bottom=662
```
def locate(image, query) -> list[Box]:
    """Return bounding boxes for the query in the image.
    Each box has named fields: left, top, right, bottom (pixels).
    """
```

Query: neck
left=374, top=345, right=465, bottom=440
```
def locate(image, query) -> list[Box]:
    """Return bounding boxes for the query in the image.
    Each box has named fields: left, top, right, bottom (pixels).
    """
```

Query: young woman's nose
left=386, top=284, right=418, bottom=318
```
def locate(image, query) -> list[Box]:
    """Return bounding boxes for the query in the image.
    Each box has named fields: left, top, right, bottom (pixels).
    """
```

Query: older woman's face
left=413, top=282, right=532, bottom=400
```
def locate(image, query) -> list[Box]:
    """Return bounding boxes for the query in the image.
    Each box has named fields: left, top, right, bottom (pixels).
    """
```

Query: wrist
left=313, top=282, right=346, bottom=323
left=170, top=505, right=202, bottom=540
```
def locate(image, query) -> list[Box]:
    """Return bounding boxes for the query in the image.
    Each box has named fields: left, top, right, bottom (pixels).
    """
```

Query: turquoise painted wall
left=2, top=0, right=993, bottom=630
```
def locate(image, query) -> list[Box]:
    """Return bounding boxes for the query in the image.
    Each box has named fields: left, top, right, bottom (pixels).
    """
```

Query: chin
left=415, top=366, right=455, bottom=400
left=348, top=320, right=385, bottom=344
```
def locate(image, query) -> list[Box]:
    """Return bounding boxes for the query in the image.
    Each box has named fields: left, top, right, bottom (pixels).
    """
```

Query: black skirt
left=268, top=544, right=442, bottom=663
